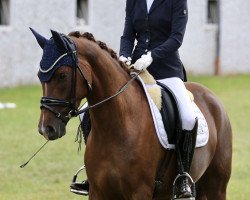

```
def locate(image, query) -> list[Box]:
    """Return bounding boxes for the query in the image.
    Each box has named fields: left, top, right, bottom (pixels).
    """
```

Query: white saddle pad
left=137, top=76, right=209, bottom=149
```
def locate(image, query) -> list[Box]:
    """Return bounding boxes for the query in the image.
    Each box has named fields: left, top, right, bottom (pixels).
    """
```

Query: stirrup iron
left=70, top=166, right=88, bottom=195
left=172, top=172, right=196, bottom=200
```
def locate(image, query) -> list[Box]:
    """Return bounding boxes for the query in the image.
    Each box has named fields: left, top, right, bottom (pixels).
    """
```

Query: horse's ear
left=29, top=27, right=48, bottom=49
left=51, top=30, right=67, bottom=51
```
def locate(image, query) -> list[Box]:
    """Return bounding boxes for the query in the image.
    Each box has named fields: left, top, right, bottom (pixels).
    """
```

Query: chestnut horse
left=32, top=29, right=232, bottom=200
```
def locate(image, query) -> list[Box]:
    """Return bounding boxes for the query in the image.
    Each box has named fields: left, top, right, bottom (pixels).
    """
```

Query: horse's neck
left=87, top=50, right=130, bottom=105
left=85, top=49, right=141, bottom=137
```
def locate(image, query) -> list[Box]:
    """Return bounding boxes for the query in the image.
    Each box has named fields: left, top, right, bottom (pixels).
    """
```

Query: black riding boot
left=173, top=118, right=198, bottom=199
left=81, top=110, right=91, bottom=144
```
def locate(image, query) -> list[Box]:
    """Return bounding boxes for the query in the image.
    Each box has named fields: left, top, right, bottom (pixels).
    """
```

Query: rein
left=76, top=70, right=141, bottom=115
left=41, top=69, right=140, bottom=121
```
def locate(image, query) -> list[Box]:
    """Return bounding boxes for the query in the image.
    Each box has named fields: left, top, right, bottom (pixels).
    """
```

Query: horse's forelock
left=68, top=31, right=130, bottom=73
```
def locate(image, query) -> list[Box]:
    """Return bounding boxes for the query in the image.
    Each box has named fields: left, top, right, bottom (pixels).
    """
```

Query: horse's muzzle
left=38, top=123, right=66, bottom=140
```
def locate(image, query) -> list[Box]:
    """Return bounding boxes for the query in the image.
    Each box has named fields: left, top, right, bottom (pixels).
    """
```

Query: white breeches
left=157, top=77, right=196, bottom=131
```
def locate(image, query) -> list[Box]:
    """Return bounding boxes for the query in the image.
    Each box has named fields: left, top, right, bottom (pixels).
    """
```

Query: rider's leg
left=157, top=77, right=196, bottom=130
left=79, top=103, right=91, bottom=144
left=158, top=77, right=197, bottom=199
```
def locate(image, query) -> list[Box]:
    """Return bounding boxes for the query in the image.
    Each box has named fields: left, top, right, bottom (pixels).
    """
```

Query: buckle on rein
left=172, top=172, right=196, bottom=200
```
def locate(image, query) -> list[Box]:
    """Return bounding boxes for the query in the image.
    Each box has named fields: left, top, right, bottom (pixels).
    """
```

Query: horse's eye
left=59, top=73, right=67, bottom=80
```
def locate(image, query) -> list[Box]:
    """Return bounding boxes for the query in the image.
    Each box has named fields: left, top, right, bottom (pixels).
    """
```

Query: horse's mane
left=69, top=31, right=130, bottom=73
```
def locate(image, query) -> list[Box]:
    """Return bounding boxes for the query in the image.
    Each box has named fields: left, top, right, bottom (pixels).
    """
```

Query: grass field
left=0, top=75, right=249, bottom=199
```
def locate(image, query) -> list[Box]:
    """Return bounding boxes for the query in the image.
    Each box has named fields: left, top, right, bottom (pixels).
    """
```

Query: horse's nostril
left=45, top=125, right=58, bottom=140
left=46, top=125, right=55, bottom=135
left=38, top=122, right=65, bottom=140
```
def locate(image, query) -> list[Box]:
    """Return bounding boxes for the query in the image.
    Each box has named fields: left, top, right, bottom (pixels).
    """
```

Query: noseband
left=40, top=35, right=91, bottom=123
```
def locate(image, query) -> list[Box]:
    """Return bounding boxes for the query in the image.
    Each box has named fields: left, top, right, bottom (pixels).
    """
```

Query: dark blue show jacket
left=119, top=0, right=188, bottom=80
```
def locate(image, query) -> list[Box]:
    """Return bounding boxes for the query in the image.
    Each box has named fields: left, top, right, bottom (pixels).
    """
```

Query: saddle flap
left=160, top=89, right=177, bottom=144
left=157, top=81, right=182, bottom=145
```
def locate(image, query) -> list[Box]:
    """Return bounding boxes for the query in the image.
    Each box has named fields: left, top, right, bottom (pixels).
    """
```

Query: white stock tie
left=146, top=0, right=154, bottom=13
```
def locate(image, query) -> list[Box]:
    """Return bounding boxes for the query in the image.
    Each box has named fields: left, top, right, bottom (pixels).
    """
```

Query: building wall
left=0, top=0, right=125, bottom=87
left=89, top=0, right=125, bottom=52
left=0, top=0, right=75, bottom=87
left=181, top=0, right=250, bottom=75
left=0, top=0, right=250, bottom=88
left=220, top=0, right=250, bottom=74
left=180, top=0, right=217, bottom=75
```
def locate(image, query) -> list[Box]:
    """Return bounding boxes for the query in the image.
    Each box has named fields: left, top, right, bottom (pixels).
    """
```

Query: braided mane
left=69, top=31, right=129, bottom=73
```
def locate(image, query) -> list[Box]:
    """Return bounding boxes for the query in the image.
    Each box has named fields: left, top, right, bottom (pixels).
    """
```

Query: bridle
left=40, top=35, right=141, bottom=123
left=40, top=35, right=92, bottom=123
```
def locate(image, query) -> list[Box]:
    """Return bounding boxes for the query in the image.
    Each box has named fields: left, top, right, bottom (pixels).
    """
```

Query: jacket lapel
left=142, top=0, right=148, bottom=14
left=149, top=0, right=165, bottom=14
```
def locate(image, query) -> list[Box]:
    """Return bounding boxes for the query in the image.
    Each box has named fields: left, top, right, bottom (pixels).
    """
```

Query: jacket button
left=145, top=49, right=148, bottom=52
left=146, top=39, right=149, bottom=43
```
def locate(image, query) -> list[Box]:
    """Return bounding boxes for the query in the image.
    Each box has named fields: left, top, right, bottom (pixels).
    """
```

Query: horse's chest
left=90, top=167, right=131, bottom=198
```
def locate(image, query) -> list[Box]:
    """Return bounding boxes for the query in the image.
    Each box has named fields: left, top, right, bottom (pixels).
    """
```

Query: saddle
left=157, top=81, right=182, bottom=145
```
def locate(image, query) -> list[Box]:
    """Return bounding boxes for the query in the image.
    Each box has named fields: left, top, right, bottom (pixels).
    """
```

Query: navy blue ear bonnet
left=30, top=28, right=78, bottom=82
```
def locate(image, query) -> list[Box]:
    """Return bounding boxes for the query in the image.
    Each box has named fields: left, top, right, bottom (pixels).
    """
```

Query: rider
left=120, top=0, right=197, bottom=198
left=119, top=0, right=197, bottom=198
left=71, top=0, right=198, bottom=198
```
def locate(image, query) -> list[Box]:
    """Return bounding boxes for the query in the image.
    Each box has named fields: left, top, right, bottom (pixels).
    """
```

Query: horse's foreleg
left=196, top=195, right=207, bottom=200
left=131, top=185, right=154, bottom=200
left=88, top=190, right=97, bottom=200
left=195, top=183, right=207, bottom=200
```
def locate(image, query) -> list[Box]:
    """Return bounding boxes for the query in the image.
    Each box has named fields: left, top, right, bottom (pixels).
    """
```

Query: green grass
left=0, top=75, right=249, bottom=199
left=0, top=86, right=87, bottom=200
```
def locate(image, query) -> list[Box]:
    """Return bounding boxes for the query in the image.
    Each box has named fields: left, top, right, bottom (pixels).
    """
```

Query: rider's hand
left=134, top=52, right=153, bottom=71
left=119, top=56, right=132, bottom=66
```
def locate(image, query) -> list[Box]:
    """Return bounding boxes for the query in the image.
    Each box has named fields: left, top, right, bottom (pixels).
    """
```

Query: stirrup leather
left=172, top=173, right=196, bottom=200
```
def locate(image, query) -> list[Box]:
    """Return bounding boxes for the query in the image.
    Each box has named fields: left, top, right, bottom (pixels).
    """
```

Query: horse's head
left=31, top=28, right=91, bottom=140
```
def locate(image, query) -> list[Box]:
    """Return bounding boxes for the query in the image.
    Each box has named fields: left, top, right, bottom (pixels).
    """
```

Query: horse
left=31, top=29, right=232, bottom=200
